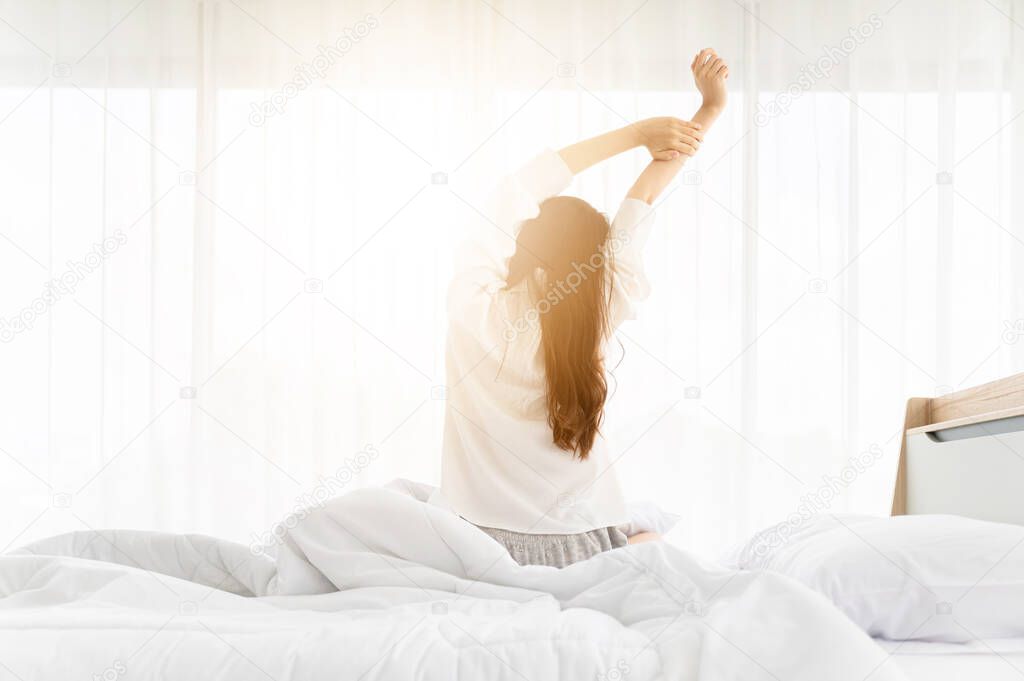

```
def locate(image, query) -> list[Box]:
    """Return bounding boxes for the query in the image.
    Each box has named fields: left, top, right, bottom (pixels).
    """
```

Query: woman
left=438, top=49, right=729, bottom=567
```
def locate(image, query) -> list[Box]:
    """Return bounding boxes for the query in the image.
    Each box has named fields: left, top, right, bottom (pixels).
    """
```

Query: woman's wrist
left=694, top=103, right=723, bottom=126
left=625, top=122, right=646, bottom=149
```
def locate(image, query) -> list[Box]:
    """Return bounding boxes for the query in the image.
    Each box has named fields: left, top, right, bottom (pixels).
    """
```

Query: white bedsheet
left=0, top=480, right=907, bottom=680
left=875, top=639, right=1024, bottom=681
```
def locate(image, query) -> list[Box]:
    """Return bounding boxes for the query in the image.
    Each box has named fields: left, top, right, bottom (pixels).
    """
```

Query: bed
left=723, top=372, right=1024, bottom=681
left=883, top=371, right=1024, bottom=680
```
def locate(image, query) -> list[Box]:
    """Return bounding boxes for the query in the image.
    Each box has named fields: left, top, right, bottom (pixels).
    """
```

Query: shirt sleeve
left=448, top=150, right=574, bottom=321
left=606, top=197, right=656, bottom=329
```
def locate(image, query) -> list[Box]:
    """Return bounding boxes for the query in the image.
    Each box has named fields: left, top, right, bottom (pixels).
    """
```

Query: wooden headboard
left=891, top=371, right=1024, bottom=516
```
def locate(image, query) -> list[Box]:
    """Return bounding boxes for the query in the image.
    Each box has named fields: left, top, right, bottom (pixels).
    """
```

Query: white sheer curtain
left=1, top=0, right=1022, bottom=556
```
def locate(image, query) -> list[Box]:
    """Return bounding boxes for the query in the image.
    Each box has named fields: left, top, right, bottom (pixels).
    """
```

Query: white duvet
left=0, top=481, right=906, bottom=680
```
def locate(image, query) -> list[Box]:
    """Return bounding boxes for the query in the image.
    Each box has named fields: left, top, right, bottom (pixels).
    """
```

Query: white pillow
left=730, top=513, right=1024, bottom=642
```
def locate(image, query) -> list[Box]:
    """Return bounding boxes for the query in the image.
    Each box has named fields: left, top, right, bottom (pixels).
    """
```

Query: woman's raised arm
left=627, top=48, right=729, bottom=204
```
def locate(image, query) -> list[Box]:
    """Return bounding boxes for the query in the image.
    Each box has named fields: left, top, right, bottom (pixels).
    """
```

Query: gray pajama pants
left=475, top=524, right=628, bottom=568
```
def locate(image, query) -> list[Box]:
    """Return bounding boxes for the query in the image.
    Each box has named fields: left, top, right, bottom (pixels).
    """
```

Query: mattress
left=877, top=638, right=1024, bottom=681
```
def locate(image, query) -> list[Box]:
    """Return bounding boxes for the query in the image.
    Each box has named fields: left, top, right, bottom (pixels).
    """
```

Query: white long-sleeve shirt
left=438, top=150, right=656, bottom=534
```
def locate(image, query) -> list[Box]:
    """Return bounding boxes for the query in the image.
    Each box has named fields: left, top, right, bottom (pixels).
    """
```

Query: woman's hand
left=692, top=48, right=729, bottom=114
left=634, top=117, right=703, bottom=161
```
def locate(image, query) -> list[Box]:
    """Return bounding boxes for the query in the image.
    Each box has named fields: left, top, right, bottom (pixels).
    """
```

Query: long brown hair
left=506, top=197, right=611, bottom=460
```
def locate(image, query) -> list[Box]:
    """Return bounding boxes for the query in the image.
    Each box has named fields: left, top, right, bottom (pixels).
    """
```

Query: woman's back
left=438, top=150, right=656, bottom=534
